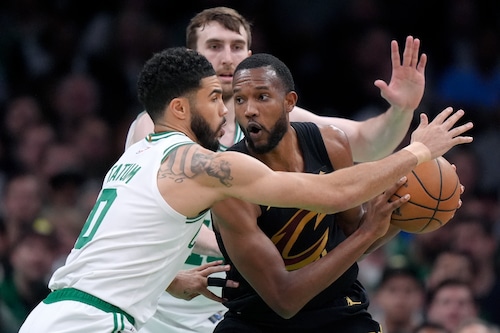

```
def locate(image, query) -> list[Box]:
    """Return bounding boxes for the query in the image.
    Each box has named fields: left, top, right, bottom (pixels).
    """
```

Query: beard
left=245, top=110, right=288, bottom=154
left=190, top=107, right=222, bottom=152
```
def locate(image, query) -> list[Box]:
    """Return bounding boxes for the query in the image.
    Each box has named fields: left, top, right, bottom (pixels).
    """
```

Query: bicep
left=321, top=125, right=363, bottom=234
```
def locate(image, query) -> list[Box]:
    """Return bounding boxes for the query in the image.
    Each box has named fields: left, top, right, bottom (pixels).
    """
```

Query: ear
left=284, top=91, right=298, bottom=113
left=169, top=97, right=189, bottom=120
left=247, top=50, right=252, bottom=57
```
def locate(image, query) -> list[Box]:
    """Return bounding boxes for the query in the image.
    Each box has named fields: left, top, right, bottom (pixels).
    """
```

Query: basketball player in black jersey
left=210, top=53, right=415, bottom=332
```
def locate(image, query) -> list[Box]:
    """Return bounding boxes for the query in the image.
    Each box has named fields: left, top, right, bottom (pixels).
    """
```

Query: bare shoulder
left=318, top=124, right=350, bottom=147
left=318, top=124, right=354, bottom=169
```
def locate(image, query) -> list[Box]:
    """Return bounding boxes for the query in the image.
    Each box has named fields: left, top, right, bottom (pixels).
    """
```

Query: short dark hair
left=186, top=7, right=253, bottom=50
left=235, top=53, right=295, bottom=93
left=137, top=47, right=216, bottom=122
left=425, top=278, right=476, bottom=308
left=377, top=265, right=424, bottom=291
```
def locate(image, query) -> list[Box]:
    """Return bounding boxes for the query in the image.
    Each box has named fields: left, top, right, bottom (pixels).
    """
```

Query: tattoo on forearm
left=158, top=145, right=233, bottom=186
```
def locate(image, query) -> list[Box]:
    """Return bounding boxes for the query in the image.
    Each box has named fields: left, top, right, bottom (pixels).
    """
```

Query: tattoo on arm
left=158, top=145, right=233, bottom=186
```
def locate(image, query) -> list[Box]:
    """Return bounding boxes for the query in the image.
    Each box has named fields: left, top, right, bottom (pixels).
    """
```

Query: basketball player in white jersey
left=128, top=7, right=430, bottom=333
left=127, top=111, right=244, bottom=333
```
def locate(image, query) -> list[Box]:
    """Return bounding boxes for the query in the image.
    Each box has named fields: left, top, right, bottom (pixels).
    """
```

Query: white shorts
left=19, top=299, right=137, bottom=333
left=139, top=291, right=226, bottom=333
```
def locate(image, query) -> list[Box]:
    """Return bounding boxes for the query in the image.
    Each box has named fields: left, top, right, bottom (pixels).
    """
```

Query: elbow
left=267, top=299, right=301, bottom=319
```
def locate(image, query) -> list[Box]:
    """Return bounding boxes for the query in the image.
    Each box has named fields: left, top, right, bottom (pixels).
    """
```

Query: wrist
left=403, top=142, right=431, bottom=165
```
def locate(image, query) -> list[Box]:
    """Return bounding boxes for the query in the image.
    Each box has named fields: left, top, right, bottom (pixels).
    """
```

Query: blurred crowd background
left=0, top=0, right=499, bottom=332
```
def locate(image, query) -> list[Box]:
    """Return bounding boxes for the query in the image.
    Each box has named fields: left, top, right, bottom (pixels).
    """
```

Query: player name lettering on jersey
left=106, top=163, right=142, bottom=184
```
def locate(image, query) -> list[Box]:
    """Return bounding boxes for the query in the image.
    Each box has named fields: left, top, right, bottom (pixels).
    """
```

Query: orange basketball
left=390, top=156, right=460, bottom=233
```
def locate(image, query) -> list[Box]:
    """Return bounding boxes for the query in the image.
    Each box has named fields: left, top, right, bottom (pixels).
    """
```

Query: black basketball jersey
left=215, top=122, right=374, bottom=331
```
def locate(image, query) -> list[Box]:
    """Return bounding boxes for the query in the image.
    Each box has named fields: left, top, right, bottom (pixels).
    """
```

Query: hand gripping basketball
left=390, top=156, right=460, bottom=233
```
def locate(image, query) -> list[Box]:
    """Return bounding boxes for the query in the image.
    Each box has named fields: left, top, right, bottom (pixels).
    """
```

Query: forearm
left=262, top=227, right=378, bottom=318
left=289, top=105, right=413, bottom=162
left=308, top=147, right=420, bottom=214
left=352, top=106, right=413, bottom=162
left=363, top=225, right=401, bottom=256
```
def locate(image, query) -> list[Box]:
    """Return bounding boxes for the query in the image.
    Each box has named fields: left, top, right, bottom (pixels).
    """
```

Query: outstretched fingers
left=401, top=36, right=412, bottom=67
left=391, top=39, right=402, bottom=69
left=417, top=52, right=427, bottom=73
left=429, top=106, right=455, bottom=125
left=410, top=37, right=420, bottom=67
left=438, top=108, right=474, bottom=139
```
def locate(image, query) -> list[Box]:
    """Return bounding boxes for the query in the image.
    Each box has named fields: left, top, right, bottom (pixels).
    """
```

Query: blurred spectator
left=425, top=249, right=476, bottom=291
left=72, top=115, right=115, bottom=179
left=0, top=218, right=57, bottom=332
left=449, top=214, right=500, bottom=326
left=2, top=95, right=43, bottom=142
left=424, top=279, right=479, bottom=333
left=0, top=173, right=44, bottom=247
left=48, top=72, right=101, bottom=142
left=409, top=222, right=456, bottom=279
left=412, top=321, right=450, bottom=333
left=372, top=266, right=425, bottom=333
left=47, top=171, right=86, bottom=209
left=12, top=123, right=56, bottom=178
left=40, top=142, right=83, bottom=182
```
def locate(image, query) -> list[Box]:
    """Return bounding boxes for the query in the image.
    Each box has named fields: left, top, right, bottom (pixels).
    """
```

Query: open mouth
left=247, top=122, right=262, bottom=135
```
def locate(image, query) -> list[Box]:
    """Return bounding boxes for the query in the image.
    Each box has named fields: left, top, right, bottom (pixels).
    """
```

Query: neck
left=154, top=123, right=192, bottom=140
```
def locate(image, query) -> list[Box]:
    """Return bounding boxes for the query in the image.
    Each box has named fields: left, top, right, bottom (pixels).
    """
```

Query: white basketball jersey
left=140, top=123, right=246, bottom=333
left=49, top=131, right=205, bottom=329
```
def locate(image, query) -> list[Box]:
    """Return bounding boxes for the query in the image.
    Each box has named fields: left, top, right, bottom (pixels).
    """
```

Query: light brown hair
left=186, top=7, right=253, bottom=50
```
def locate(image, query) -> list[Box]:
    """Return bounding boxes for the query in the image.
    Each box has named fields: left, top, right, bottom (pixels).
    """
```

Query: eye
left=234, top=96, right=243, bottom=104
left=232, top=43, right=246, bottom=51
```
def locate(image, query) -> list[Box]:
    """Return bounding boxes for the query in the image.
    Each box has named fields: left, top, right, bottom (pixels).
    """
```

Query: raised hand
left=374, top=35, right=427, bottom=112
left=410, top=107, right=474, bottom=160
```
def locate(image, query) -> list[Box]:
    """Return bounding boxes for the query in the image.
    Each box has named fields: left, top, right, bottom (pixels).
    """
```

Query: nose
left=220, top=102, right=228, bottom=117
left=221, top=45, right=233, bottom=65
left=244, top=100, right=259, bottom=118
